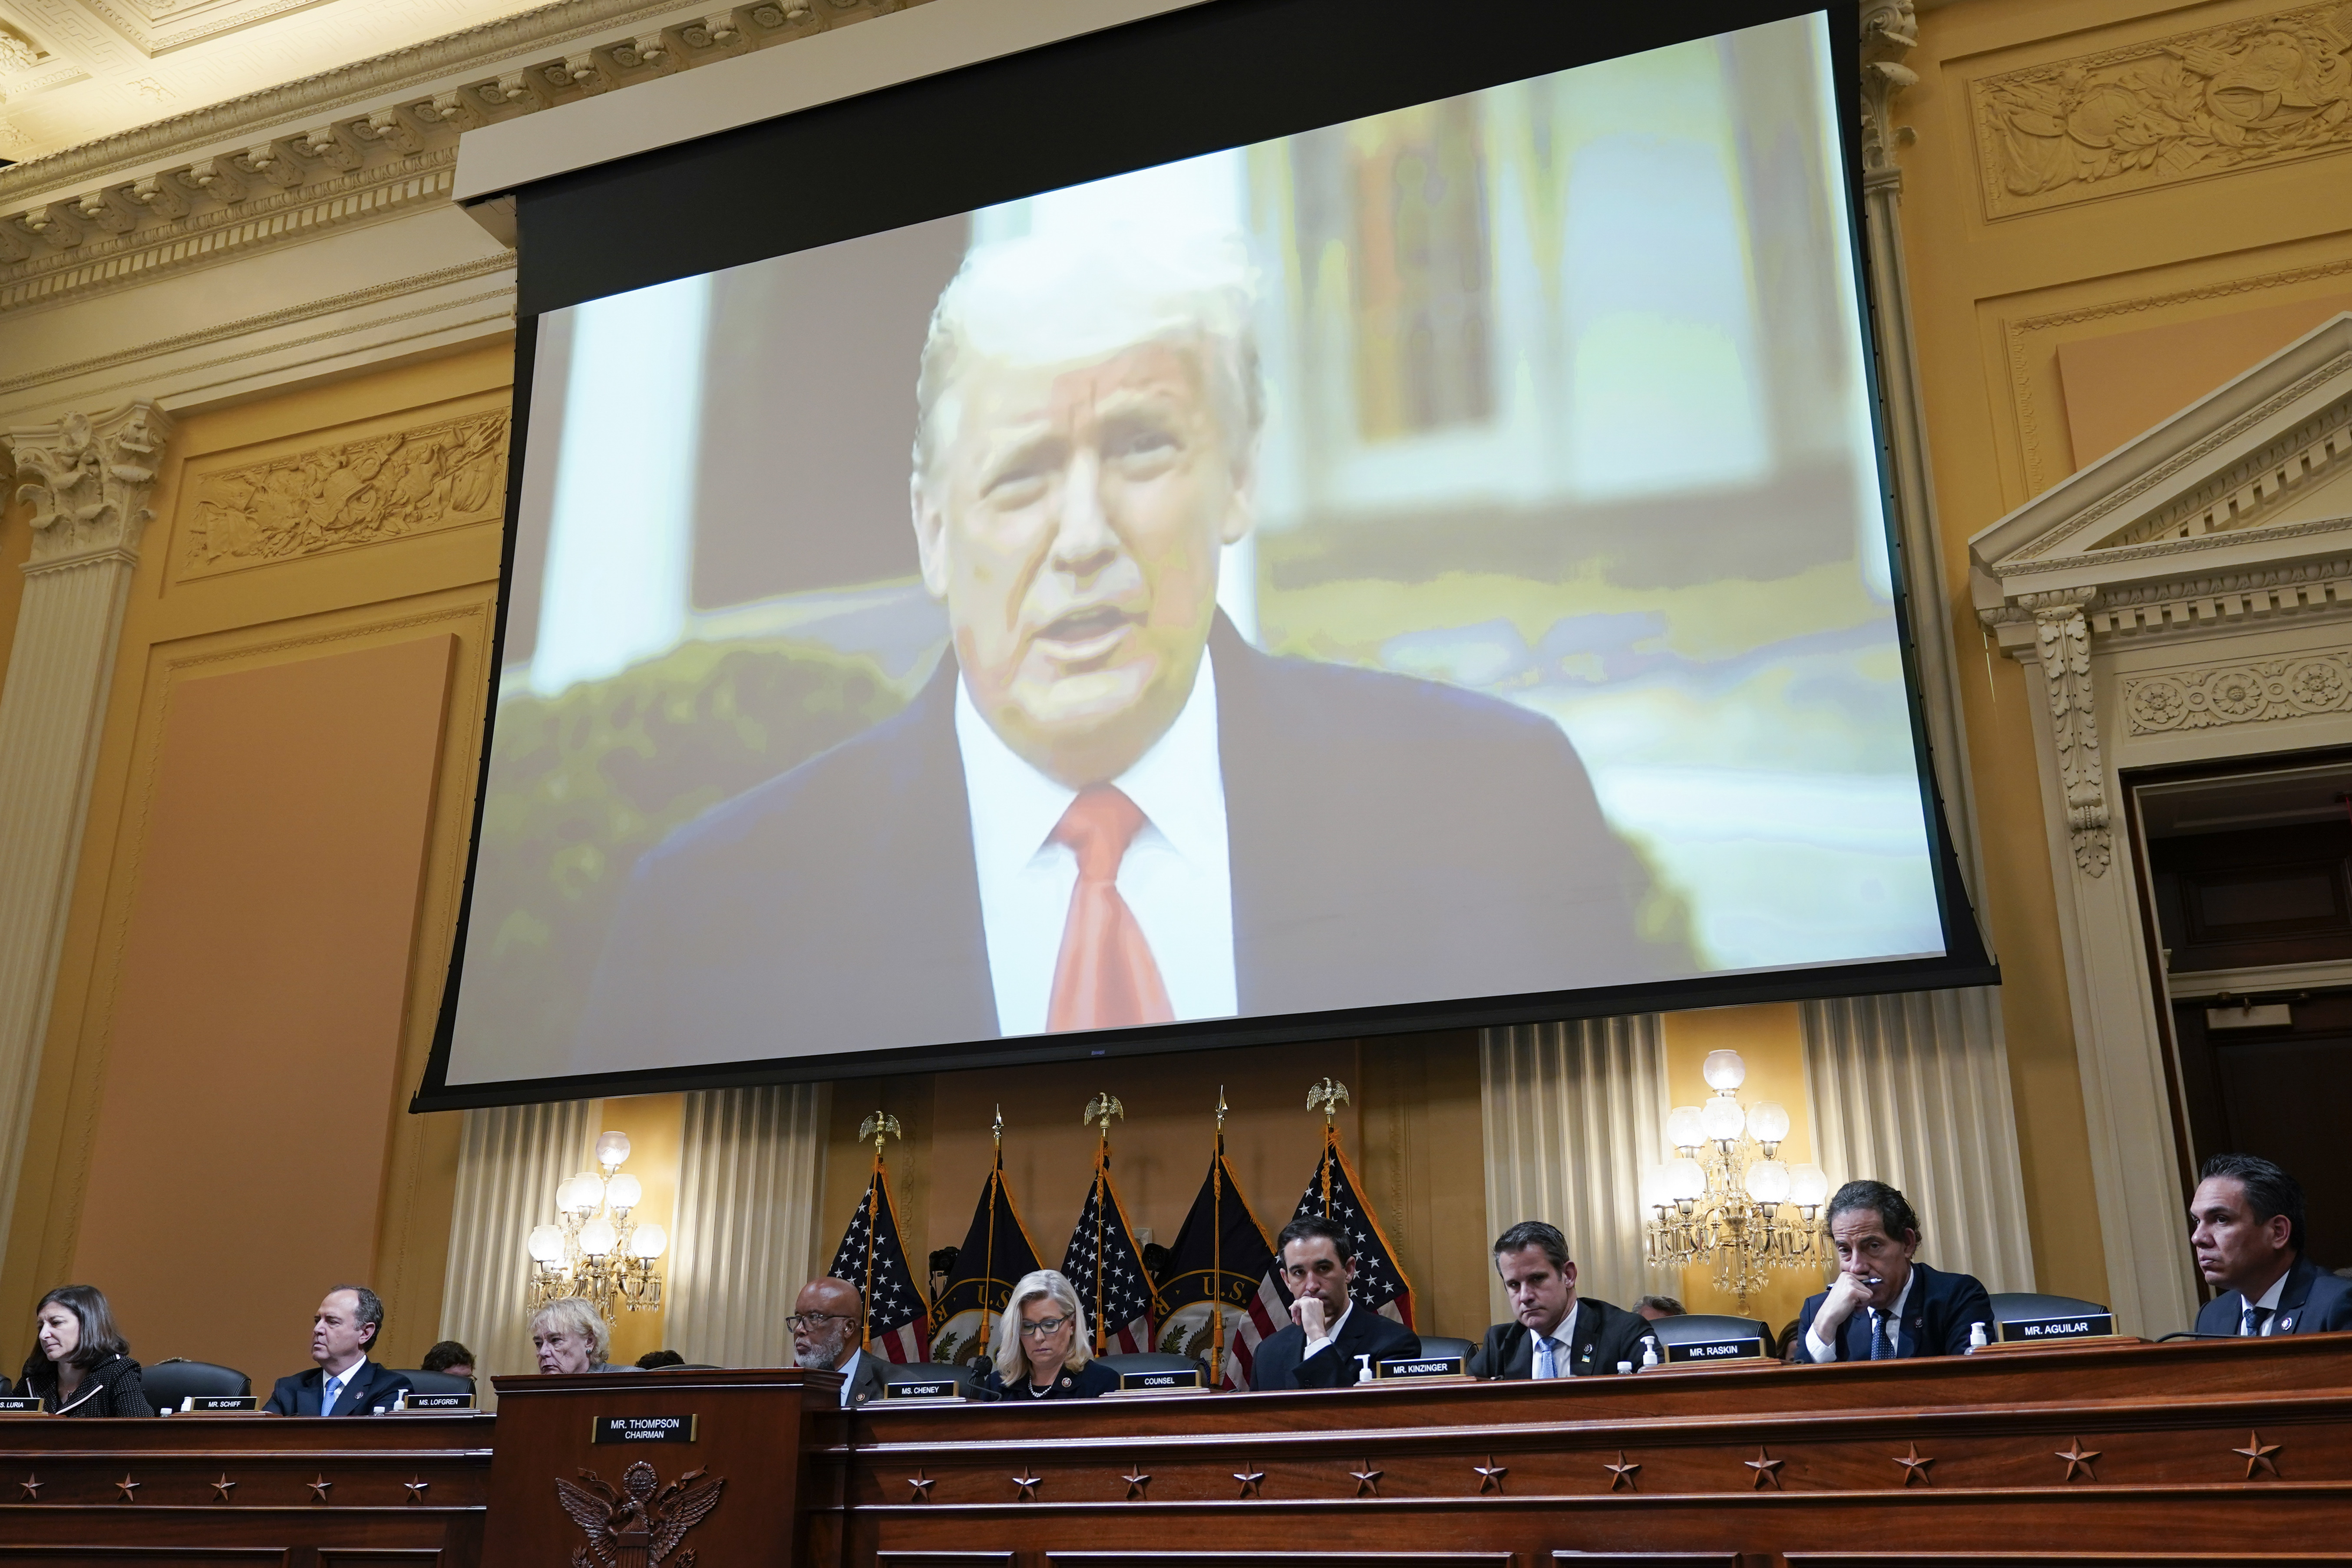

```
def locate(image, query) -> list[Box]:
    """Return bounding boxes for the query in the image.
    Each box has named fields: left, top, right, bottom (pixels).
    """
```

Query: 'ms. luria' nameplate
left=1664, top=1335, right=1766, bottom=1363
left=1376, top=1353, right=1469, bottom=1380
left=592, top=1414, right=697, bottom=1443
left=0, top=1396, right=42, bottom=1414
left=1999, top=1313, right=2116, bottom=1343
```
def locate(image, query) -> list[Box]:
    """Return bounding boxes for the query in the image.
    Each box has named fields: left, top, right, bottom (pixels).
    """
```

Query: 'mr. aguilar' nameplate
left=1999, top=1313, right=2115, bottom=1343
left=592, top=1414, right=696, bottom=1444
left=1663, top=1335, right=1767, bottom=1364
left=1376, top=1353, right=1470, bottom=1380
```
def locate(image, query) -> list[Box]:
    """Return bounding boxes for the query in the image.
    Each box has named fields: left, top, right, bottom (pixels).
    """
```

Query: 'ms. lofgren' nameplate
left=1376, top=1353, right=1470, bottom=1381
left=396, top=1391, right=475, bottom=1411
left=592, top=1414, right=696, bottom=1444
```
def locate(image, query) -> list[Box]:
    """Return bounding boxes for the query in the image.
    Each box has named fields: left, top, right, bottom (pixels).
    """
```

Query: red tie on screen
left=1046, top=786, right=1173, bottom=1032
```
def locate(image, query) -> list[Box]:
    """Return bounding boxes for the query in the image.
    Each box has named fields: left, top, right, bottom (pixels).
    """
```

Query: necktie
left=1046, top=787, right=1173, bottom=1032
left=1870, top=1311, right=1893, bottom=1360
left=2243, top=1304, right=2272, bottom=1338
left=1533, top=1336, right=1556, bottom=1380
left=322, top=1374, right=345, bottom=1415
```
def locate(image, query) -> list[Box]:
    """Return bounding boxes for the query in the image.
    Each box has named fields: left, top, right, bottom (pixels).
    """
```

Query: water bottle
left=1615, top=1360, right=1634, bottom=1375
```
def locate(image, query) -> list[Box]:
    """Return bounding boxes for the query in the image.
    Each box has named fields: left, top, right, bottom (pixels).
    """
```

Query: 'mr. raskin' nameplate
left=1376, top=1353, right=1469, bottom=1380
left=592, top=1414, right=696, bottom=1444
left=1664, top=1335, right=1766, bottom=1364
left=1999, top=1313, right=2115, bottom=1343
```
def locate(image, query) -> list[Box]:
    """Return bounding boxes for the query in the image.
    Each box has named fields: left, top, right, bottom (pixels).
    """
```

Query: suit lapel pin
left=2280, top=1315, right=2296, bottom=1332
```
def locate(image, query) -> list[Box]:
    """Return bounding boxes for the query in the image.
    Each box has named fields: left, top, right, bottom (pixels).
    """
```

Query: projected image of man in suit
left=572, top=229, right=1672, bottom=1067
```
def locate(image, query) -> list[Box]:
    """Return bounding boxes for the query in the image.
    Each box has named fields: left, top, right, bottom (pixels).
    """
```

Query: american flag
left=1060, top=1156, right=1156, bottom=1356
left=827, top=1165, right=927, bottom=1363
left=1226, top=1129, right=1414, bottom=1388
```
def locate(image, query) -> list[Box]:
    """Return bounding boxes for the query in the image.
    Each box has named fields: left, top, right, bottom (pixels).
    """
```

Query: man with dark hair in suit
left=1469, top=1220, right=1649, bottom=1379
left=263, top=1286, right=411, bottom=1416
left=1792, top=1181, right=1993, bottom=1363
left=572, top=230, right=1673, bottom=1074
left=2190, top=1153, right=2352, bottom=1338
left=1249, top=1216, right=1419, bottom=1390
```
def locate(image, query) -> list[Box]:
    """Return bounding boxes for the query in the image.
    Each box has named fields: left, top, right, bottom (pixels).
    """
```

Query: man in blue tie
left=2188, top=1154, right=2352, bottom=1339
left=1792, top=1182, right=1993, bottom=1363
left=1468, top=1221, right=1648, bottom=1379
left=263, top=1286, right=412, bottom=1416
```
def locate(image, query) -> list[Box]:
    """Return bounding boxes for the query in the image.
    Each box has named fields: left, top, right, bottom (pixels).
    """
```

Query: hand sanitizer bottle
left=1968, top=1321, right=1990, bottom=1351
left=1354, top=1353, right=1373, bottom=1385
left=1639, top=1338, right=1660, bottom=1370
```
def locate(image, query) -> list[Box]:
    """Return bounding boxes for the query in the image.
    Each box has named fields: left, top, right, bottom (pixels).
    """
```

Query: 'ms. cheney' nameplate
left=181, top=1395, right=259, bottom=1412
left=1664, top=1335, right=1767, bottom=1364
left=592, top=1414, right=696, bottom=1444
left=397, top=1391, right=475, bottom=1411
left=1999, top=1312, right=2116, bottom=1343
left=1376, top=1353, right=1469, bottom=1380
left=1117, top=1367, right=1204, bottom=1393
left=882, top=1379, right=961, bottom=1401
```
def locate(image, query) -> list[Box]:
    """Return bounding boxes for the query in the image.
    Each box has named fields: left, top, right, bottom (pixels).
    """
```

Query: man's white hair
left=912, top=226, right=1264, bottom=491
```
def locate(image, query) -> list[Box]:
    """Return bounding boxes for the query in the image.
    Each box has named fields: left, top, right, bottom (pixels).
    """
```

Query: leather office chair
left=1989, top=1291, right=2110, bottom=1322
left=393, top=1369, right=475, bottom=1396
left=1094, top=1351, right=1199, bottom=1377
left=142, top=1358, right=251, bottom=1415
left=1641, top=1312, right=1771, bottom=1362
left=881, top=1360, right=985, bottom=1397
left=1414, top=1335, right=1476, bottom=1362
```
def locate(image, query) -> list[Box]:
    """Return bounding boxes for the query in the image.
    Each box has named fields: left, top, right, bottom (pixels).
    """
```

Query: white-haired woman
left=976, top=1269, right=1119, bottom=1401
left=529, top=1297, right=613, bottom=1374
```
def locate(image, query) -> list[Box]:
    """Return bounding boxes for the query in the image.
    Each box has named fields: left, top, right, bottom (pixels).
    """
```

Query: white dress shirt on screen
left=1806, top=1270, right=1916, bottom=1364
left=953, top=650, right=1237, bottom=1038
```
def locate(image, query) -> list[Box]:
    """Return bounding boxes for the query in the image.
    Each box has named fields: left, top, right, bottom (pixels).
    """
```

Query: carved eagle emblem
left=554, top=1461, right=726, bottom=1568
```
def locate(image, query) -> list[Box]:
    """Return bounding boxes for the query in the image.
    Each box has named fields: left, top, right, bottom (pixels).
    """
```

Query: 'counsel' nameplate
left=592, top=1414, right=696, bottom=1443
left=1999, top=1313, right=2116, bottom=1343
left=182, top=1395, right=259, bottom=1412
left=882, top=1379, right=962, bottom=1401
left=1664, top=1336, right=1766, bottom=1364
left=1376, top=1353, right=1469, bottom=1380
left=1117, top=1367, right=1204, bottom=1392
left=396, top=1392, right=475, bottom=1411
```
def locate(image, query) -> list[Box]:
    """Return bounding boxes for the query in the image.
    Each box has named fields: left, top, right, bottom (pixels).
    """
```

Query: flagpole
left=1083, top=1092, right=1124, bottom=1356
left=1211, top=1086, right=1226, bottom=1390
left=856, top=1108, right=901, bottom=1353
left=986, top=1106, right=1002, bottom=1330
left=1308, top=1077, right=1347, bottom=1217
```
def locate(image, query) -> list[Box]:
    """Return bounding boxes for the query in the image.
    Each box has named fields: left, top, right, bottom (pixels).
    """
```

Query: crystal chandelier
left=525, top=1130, right=667, bottom=1322
left=1642, top=1050, right=1831, bottom=1314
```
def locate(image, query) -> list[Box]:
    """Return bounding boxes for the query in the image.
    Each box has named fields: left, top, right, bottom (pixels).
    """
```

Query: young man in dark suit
left=1791, top=1182, right=1994, bottom=1363
left=2189, top=1153, right=2352, bottom=1338
left=262, top=1286, right=412, bottom=1416
left=1468, top=1220, right=1651, bottom=1379
left=1249, top=1216, right=1419, bottom=1390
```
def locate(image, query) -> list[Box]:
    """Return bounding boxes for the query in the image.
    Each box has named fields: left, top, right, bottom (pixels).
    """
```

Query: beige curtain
left=1480, top=1017, right=1673, bottom=1321
left=662, top=1083, right=832, bottom=1369
left=438, top=1099, right=596, bottom=1401
left=1800, top=988, right=2035, bottom=1294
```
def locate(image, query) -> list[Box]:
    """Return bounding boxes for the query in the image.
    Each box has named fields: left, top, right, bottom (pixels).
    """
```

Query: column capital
left=5, top=401, right=175, bottom=573
left=1860, top=0, right=1920, bottom=184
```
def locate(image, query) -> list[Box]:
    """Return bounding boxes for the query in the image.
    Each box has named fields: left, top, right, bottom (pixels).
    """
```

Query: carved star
left=1349, top=1459, right=1383, bottom=1498
left=1234, top=1463, right=1265, bottom=1499
left=115, top=1476, right=140, bottom=1503
left=1473, top=1457, right=1506, bottom=1495
left=308, top=1476, right=333, bottom=1502
left=1605, top=1451, right=1640, bottom=1492
left=403, top=1478, right=429, bottom=1503
left=1122, top=1465, right=1150, bottom=1501
left=1746, top=1447, right=1784, bottom=1491
left=1011, top=1469, right=1041, bottom=1502
left=1893, top=1444, right=1934, bottom=1486
left=19, top=1476, right=40, bottom=1501
left=906, top=1469, right=934, bottom=1501
left=211, top=1476, right=237, bottom=1502
left=2234, top=1431, right=2282, bottom=1480
left=2056, top=1439, right=2100, bottom=1482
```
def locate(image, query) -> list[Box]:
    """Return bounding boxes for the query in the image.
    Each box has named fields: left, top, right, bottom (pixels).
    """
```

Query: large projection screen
left=420, top=0, right=1990, bottom=1108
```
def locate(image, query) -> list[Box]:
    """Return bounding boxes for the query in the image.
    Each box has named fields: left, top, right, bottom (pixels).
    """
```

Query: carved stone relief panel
left=1972, top=3, right=2352, bottom=220
left=176, top=406, right=508, bottom=580
left=2123, top=652, right=2352, bottom=734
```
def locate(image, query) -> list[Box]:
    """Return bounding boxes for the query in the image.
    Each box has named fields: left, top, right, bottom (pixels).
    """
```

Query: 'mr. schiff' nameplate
left=0, top=1396, right=43, bottom=1414
left=1663, top=1335, right=1766, bottom=1364
left=1117, top=1367, right=1204, bottom=1392
left=397, top=1392, right=475, bottom=1411
left=1999, top=1313, right=2115, bottom=1343
left=882, top=1379, right=961, bottom=1401
left=1376, top=1353, right=1469, bottom=1380
left=592, top=1414, right=696, bottom=1444
left=181, top=1395, right=259, bottom=1412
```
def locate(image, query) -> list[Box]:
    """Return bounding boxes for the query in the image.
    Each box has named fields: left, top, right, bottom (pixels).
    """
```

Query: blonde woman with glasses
left=977, top=1269, right=1118, bottom=1400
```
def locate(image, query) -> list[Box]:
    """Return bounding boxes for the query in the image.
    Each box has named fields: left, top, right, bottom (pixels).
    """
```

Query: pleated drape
left=437, top=1099, right=596, bottom=1400
left=663, top=1083, right=832, bottom=1369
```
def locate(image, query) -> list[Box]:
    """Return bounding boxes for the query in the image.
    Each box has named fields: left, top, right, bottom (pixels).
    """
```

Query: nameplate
left=1999, top=1313, right=2115, bottom=1344
left=1664, top=1336, right=1766, bottom=1364
left=0, top=1396, right=43, bottom=1415
left=591, top=1414, right=696, bottom=1444
left=396, top=1392, right=475, bottom=1411
left=881, top=1379, right=962, bottom=1401
left=1376, top=1353, right=1470, bottom=1380
left=181, top=1395, right=259, bottom=1412
left=1117, top=1367, right=1203, bottom=1392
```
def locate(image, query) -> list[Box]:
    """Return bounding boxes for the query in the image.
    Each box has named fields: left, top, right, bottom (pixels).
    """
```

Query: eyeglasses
left=1018, top=1314, right=1074, bottom=1338
left=786, top=1313, right=858, bottom=1331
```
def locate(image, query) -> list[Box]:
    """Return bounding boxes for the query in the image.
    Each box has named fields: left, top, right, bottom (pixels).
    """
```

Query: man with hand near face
left=262, top=1286, right=411, bottom=1416
left=1249, top=1216, right=1418, bottom=1390
left=1793, top=1181, right=1992, bottom=1363
left=572, top=229, right=1666, bottom=1070
left=1468, top=1220, right=1649, bottom=1379
left=790, top=1278, right=887, bottom=1406
left=2188, top=1153, right=2352, bottom=1338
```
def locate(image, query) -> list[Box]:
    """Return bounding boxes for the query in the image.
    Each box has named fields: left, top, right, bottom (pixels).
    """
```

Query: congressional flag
left=927, top=1151, right=1044, bottom=1370
left=826, top=1165, right=926, bottom=1363
left=1155, top=1143, right=1274, bottom=1388
left=1061, top=1153, right=1156, bottom=1355
left=1229, top=1127, right=1416, bottom=1389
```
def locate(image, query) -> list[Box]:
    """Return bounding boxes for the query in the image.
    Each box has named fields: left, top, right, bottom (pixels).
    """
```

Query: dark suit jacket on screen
left=262, top=1359, right=412, bottom=1416
left=573, top=615, right=1672, bottom=1071
left=2193, top=1255, right=2352, bottom=1337
left=1250, top=1304, right=1420, bottom=1391
left=1790, top=1261, right=1994, bottom=1363
left=1468, top=1296, right=1651, bottom=1379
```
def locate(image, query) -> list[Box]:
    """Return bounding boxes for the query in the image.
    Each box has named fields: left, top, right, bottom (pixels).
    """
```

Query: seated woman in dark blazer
left=17, top=1285, right=150, bottom=1416
left=974, top=1270, right=1119, bottom=1401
